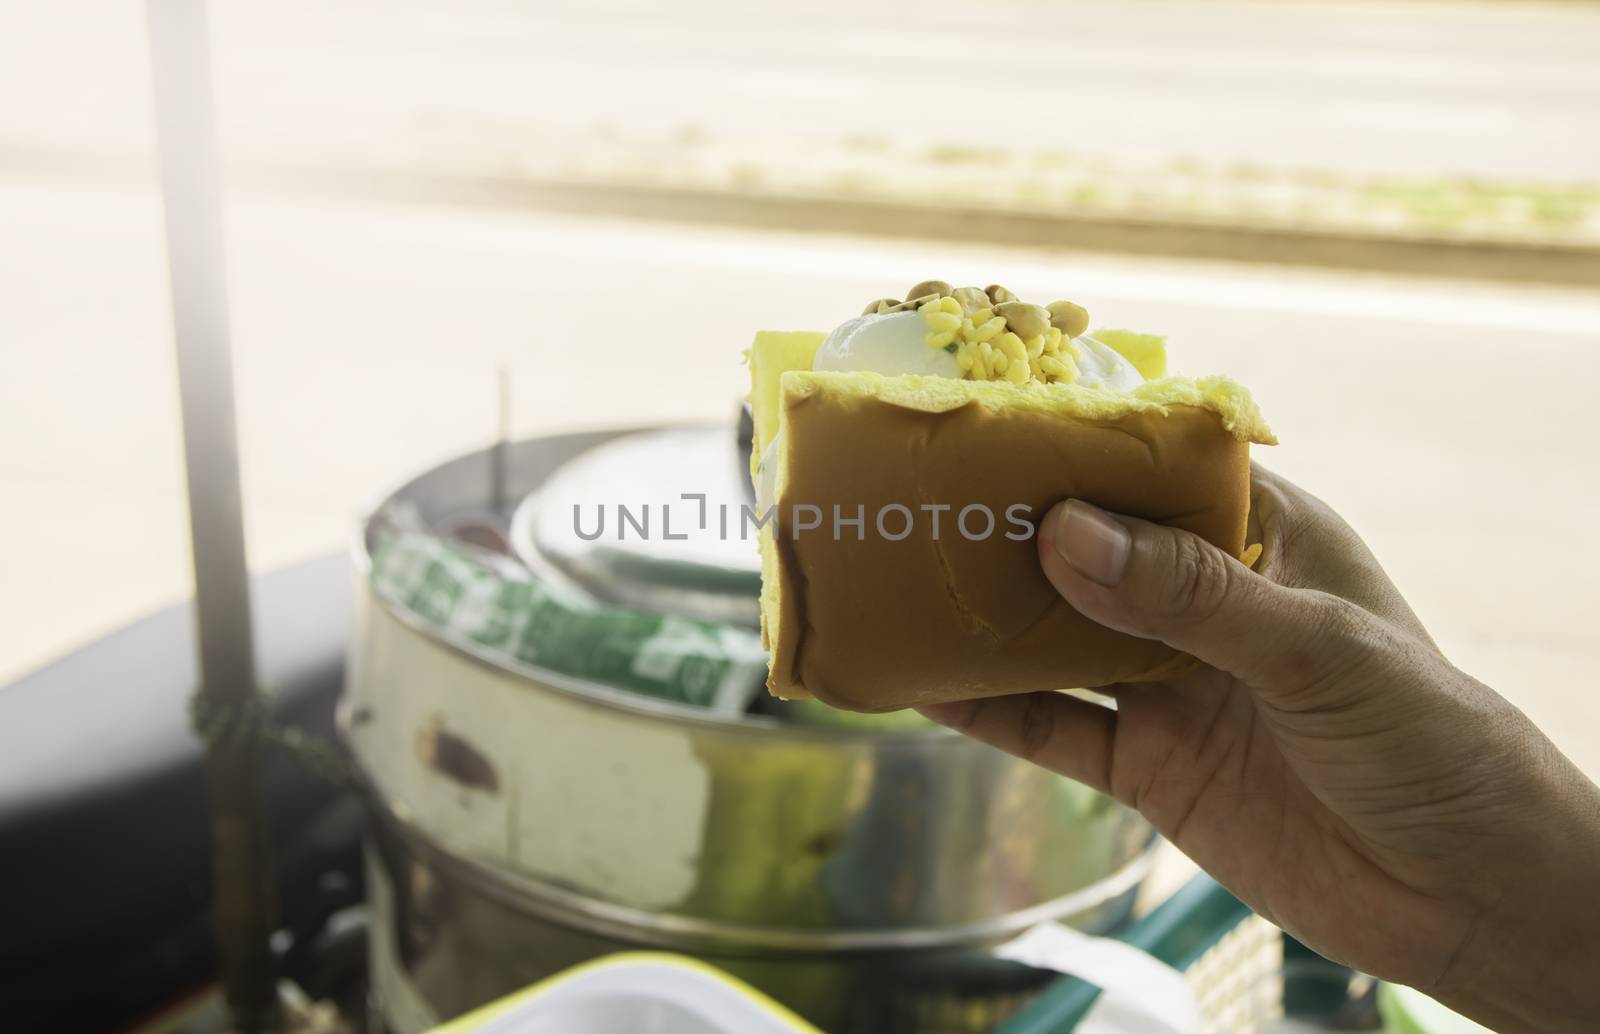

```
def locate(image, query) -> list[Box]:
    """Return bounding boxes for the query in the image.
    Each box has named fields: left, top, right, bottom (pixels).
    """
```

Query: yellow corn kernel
left=925, top=329, right=957, bottom=349
left=1028, top=355, right=1046, bottom=381
left=918, top=299, right=941, bottom=316
left=955, top=342, right=975, bottom=372
left=1039, top=354, right=1076, bottom=382
left=970, top=306, right=994, bottom=324
left=925, top=310, right=962, bottom=333
left=938, top=296, right=962, bottom=315
left=1045, top=327, right=1064, bottom=353
left=959, top=317, right=975, bottom=339
left=996, top=332, right=1028, bottom=364
left=1004, top=360, right=1031, bottom=385
left=971, top=317, right=1005, bottom=343
left=991, top=352, right=1009, bottom=374
left=1025, top=334, right=1046, bottom=360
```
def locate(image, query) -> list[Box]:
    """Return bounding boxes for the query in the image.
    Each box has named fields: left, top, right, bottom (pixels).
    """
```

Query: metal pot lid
left=510, top=426, right=761, bottom=627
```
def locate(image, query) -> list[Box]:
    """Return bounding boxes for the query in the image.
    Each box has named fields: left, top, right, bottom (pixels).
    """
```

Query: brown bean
left=951, top=286, right=991, bottom=312
left=985, top=284, right=1017, bottom=305
left=863, top=298, right=902, bottom=315
left=995, top=301, right=1050, bottom=340
left=905, top=280, right=952, bottom=301
left=1047, top=300, right=1090, bottom=338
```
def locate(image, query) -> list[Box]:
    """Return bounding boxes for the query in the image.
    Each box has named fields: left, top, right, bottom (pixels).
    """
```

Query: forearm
left=1432, top=741, right=1600, bottom=1033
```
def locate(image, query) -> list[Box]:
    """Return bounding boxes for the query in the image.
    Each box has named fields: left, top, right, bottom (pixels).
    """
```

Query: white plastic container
left=429, top=952, right=820, bottom=1034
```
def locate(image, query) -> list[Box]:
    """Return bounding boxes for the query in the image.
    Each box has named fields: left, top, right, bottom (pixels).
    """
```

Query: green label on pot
left=369, top=531, right=765, bottom=711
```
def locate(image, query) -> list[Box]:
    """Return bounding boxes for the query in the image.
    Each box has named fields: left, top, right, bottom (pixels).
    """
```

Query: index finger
left=917, top=691, right=1116, bottom=795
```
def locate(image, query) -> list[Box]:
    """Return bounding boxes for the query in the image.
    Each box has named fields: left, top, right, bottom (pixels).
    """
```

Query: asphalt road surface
left=3, top=170, right=1598, bottom=776
left=4, top=0, right=1600, bottom=182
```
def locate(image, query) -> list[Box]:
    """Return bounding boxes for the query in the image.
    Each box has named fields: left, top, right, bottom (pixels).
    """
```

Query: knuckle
left=1014, top=694, right=1058, bottom=762
left=1305, top=591, right=1358, bottom=640
left=1316, top=593, right=1400, bottom=667
left=1265, top=593, right=1386, bottom=706
left=1157, top=531, right=1233, bottom=628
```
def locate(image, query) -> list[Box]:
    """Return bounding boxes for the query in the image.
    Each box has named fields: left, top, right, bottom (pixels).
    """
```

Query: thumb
left=1039, top=499, right=1371, bottom=694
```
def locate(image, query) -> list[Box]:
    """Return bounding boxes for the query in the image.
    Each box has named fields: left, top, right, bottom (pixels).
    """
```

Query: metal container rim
left=365, top=793, right=1160, bottom=956
left=351, top=425, right=971, bottom=746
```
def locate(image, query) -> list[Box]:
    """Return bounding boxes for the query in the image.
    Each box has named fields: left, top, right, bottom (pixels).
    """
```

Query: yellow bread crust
left=1093, top=329, right=1170, bottom=380
left=746, top=331, right=827, bottom=479
left=779, top=369, right=1276, bottom=446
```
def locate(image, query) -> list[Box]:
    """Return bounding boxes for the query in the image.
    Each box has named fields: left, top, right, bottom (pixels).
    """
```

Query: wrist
left=1430, top=743, right=1600, bottom=1032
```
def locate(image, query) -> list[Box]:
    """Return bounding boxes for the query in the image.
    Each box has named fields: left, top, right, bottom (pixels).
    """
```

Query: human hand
left=919, top=465, right=1600, bottom=1033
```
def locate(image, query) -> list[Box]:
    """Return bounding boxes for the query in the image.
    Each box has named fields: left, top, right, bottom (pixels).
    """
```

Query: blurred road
left=4, top=0, right=1600, bottom=182
left=2, top=170, right=1598, bottom=775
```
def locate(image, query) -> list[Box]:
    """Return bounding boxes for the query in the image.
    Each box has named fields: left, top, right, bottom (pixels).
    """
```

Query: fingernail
left=1054, top=500, right=1131, bottom=587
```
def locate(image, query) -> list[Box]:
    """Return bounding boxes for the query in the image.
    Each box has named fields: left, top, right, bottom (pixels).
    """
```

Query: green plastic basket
left=996, top=874, right=1292, bottom=1034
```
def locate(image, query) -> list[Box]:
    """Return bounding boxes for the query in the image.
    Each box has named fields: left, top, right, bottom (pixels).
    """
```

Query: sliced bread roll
left=748, top=330, right=1275, bottom=712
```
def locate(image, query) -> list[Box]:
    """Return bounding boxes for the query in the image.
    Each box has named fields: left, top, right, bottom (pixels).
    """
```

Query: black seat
left=0, top=554, right=360, bottom=1033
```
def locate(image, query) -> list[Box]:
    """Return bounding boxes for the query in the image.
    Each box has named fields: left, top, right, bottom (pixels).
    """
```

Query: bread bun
left=753, top=360, right=1274, bottom=712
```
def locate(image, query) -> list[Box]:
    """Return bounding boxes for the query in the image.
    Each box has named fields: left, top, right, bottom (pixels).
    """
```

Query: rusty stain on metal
left=415, top=714, right=500, bottom=793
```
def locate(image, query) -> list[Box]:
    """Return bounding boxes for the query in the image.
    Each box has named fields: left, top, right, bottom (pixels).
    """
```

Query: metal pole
left=492, top=360, right=511, bottom=513
left=146, top=2, right=280, bottom=1029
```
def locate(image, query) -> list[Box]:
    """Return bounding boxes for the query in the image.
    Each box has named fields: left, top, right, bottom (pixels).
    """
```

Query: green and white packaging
left=369, top=531, right=767, bottom=713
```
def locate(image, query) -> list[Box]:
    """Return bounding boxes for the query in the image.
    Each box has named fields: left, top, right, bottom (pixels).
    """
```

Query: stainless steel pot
left=345, top=427, right=1156, bottom=1034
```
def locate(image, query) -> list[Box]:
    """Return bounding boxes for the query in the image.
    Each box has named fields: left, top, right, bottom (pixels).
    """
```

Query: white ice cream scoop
left=810, top=312, right=961, bottom=378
